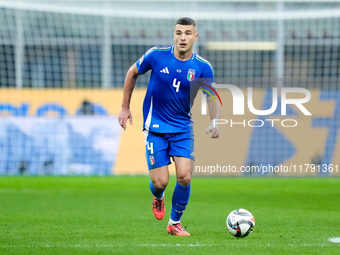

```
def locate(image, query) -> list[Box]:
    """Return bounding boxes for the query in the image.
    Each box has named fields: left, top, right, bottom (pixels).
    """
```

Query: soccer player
left=118, top=17, right=219, bottom=236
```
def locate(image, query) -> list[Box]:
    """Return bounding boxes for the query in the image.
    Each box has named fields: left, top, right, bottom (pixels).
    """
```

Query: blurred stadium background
left=0, top=0, right=339, bottom=176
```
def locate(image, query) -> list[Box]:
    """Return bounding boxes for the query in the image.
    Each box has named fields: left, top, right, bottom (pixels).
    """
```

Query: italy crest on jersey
left=187, top=69, right=195, bottom=81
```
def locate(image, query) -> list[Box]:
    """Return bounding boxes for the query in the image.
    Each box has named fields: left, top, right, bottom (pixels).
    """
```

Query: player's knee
left=177, top=174, right=191, bottom=187
left=153, top=180, right=168, bottom=191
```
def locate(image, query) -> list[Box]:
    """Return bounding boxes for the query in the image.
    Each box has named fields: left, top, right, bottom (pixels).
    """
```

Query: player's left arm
left=206, top=96, right=220, bottom=138
left=201, top=62, right=220, bottom=139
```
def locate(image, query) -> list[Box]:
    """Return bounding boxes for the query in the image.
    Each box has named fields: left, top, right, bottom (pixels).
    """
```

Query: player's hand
left=206, top=120, right=219, bottom=139
left=118, top=108, right=133, bottom=130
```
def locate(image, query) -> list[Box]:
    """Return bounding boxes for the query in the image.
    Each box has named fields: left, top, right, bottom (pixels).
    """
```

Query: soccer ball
left=226, top=208, right=255, bottom=238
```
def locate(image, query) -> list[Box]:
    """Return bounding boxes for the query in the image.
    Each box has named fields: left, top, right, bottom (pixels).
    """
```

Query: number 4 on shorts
left=147, top=141, right=154, bottom=154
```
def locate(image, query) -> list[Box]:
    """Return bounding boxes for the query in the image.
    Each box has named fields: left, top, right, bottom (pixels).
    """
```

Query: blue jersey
left=136, top=45, right=215, bottom=133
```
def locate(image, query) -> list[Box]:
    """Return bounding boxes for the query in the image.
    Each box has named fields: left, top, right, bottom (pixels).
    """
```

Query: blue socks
left=149, top=179, right=191, bottom=222
left=149, top=179, right=165, bottom=199
left=170, top=182, right=191, bottom=222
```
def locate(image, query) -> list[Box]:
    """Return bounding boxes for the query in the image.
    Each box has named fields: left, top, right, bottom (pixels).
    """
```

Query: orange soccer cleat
left=167, top=223, right=190, bottom=236
left=152, top=197, right=165, bottom=220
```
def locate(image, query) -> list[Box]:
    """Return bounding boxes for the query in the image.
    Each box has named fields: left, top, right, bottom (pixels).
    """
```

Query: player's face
left=174, top=24, right=198, bottom=54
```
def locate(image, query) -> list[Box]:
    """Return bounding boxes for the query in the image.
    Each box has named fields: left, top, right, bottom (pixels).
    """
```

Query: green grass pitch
left=0, top=176, right=339, bottom=254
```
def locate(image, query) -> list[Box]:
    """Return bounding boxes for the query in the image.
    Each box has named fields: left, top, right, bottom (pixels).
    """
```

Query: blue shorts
left=144, top=130, right=194, bottom=170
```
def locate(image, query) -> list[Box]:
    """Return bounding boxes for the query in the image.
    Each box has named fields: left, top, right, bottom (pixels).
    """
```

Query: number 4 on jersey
left=173, top=78, right=181, bottom=92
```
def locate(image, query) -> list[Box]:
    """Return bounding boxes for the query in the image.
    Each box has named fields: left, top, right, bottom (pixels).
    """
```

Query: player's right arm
left=119, top=47, right=154, bottom=130
left=118, top=64, right=139, bottom=130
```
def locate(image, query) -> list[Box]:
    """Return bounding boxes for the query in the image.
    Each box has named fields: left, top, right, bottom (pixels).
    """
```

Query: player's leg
left=149, top=166, right=169, bottom=220
left=166, top=133, right=194, bottom=236
left=149, top=166, right=169, bottom=199
left=174, top=156, right=194, bottom=186
left=172, top=156, right=193, bottom=219
left=145, top=131, right=171, bottom=220
left=148, top=168, right=169, bottom=222
left=166, top=156, right=193, bottom=236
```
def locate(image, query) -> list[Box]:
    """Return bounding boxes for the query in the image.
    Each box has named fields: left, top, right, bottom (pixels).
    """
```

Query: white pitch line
left=1, top=243, right=339, bottom=248
left=329, top=237, right=340, bottom=243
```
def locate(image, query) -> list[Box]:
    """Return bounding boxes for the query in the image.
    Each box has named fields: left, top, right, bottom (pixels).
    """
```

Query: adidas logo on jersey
left=160, top=67, right=169, bottom=74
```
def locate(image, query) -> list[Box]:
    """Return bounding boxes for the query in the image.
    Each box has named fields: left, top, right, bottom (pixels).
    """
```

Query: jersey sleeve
left=201, top=63, right=216, bottom=97
left=135, top=47, right=155, bottom=74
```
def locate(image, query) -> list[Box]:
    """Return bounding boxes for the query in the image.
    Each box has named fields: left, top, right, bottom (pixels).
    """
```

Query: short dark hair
left=175, top=17, right=196, bottom=27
